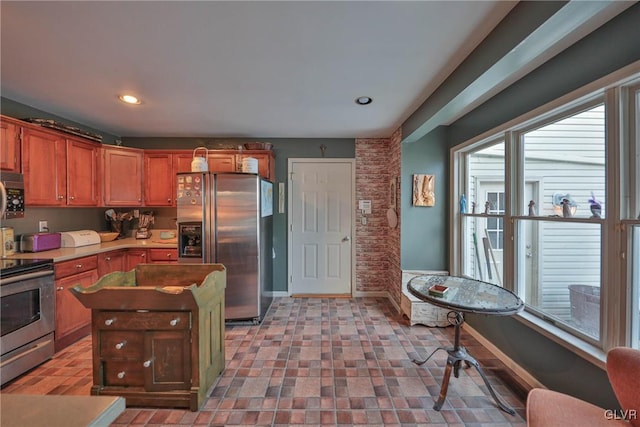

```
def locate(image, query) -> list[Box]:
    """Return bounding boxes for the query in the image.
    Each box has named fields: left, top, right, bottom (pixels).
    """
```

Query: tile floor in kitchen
left=1, top=297, right=529, bottom=426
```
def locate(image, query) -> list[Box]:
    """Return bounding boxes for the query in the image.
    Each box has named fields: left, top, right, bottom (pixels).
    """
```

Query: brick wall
left=355, top=127, right=402, bottom=300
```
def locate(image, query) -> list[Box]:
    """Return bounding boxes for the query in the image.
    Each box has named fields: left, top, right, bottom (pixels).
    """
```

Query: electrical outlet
left=39, top=220, right=48, bottom=232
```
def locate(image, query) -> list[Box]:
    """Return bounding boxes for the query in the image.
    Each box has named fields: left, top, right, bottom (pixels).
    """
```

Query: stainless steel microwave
left=0, top=172, right=25, bottom=219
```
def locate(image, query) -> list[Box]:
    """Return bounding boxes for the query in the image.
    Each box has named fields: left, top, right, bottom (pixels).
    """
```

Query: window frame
left=450, top=62, right=640, bottom=365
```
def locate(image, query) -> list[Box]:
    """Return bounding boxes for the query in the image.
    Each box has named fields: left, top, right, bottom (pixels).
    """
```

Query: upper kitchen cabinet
left=21, top=126, right=67, bottom=206
left=207, top=152, right=236, bottom=173
left=0, top=116, right=21, bottom=172
left=66, top=138, right=100, bottom=206
left=144, top=151, right=192, bottom=206
left=103, top=145, right=143, bottom=206
left=206, top=150, right=275, bottom=181
left=20, top=123, right=100, bottom=206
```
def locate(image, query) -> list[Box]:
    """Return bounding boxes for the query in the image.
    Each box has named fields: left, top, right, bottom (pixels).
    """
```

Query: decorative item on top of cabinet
left=21, top=126, right=101, bottom=206
left=0, top=116, right=21, bottom=172
left=103, top=145, right=143, bottom=207
left=70, top=264, right=226, bottom=411
left=54, top=255, right=98, bottom=351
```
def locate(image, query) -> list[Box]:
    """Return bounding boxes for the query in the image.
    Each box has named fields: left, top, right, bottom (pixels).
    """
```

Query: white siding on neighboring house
left=467, top=105, right=605, bottom=323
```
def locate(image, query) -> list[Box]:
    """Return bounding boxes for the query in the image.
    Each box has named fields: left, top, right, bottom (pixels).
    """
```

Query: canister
left=241, top=157, right=258, bottom=174
left=1, top=226, right=15, bottom=257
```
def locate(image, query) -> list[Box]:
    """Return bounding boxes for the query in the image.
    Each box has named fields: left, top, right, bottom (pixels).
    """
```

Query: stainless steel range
left=1, top=258, right=55, bottom=386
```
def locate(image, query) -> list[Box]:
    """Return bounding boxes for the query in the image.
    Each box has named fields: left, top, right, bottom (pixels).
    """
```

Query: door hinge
left=290, top=275, right=292, bottom=283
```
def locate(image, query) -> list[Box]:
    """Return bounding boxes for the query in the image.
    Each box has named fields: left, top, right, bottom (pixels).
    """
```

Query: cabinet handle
left=166, top=253, right=171, bottom=257
left=56, top=286, right=64, bottom=291
left=143, top=360, right=152, bottom=368
left=104, top=318, right=115, bottom=326
left=117, top=371, right=125, bottom=379
left=115, top=341, right=127, bottom=350
left=141, top=253, right=146, bottom=258
left=69, top=196, right=75, bottom=200
left=167, top=198, right=172, bottom=203
left=75, top=264, right=83, bottom=269
left=105, top=257, right=111, bottom=261
left=169, top=318, right=180, bottom=326
left=58, top=195, right=64, bottom=200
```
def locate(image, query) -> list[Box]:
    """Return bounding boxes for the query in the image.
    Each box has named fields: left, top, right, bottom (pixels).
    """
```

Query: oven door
left=1, top=269, right=55, bottom=355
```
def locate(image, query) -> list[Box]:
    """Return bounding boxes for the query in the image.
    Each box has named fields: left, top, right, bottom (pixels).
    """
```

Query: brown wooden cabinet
left=98, top=250, right=127, bottom=276
left=0, top=116, right=21, bottom=172
left=103, top=146, right=143, bottom=206
left=143, top=151, right=192, bottom=207
left=207, top=152, right=236, bottom=173
left=66, top=137, right=100, bottom=206
left=22, top=126, right=67, bottom=206
left=148, top=248, right=178, bottom=264
left=126, top=249, right=147, bottom=270
left=54, top=255, right=99, bottom=351
left=21, top=125, right=100, bottom=206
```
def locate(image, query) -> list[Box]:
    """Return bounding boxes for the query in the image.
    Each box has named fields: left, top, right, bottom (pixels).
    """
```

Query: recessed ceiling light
left=355, top=96, right=373, bottom=105
left=118, top=94, right=142, bottom=105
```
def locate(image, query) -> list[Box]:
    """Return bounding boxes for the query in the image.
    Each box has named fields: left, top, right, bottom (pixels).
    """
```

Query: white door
left=288, top=159, right=354, bottom=295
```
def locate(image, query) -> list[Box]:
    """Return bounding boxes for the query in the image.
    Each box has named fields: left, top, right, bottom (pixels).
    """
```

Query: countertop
left=10, top=230, right=178, bottom=262
left=0, top=394, right=125, bottom=427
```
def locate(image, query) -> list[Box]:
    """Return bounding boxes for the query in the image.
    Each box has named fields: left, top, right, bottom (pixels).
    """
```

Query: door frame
left=287, top=158, right=356, bottom=297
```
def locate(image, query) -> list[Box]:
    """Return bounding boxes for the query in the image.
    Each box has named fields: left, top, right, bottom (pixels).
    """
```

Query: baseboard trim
left=463, top=323, right=545, bottom=390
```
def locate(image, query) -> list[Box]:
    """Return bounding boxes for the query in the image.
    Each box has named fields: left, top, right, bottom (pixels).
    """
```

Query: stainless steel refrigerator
left=176, top=172, right=273, bottom=323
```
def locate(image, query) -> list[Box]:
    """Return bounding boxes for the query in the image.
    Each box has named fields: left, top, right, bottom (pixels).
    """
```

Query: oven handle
left=0, top=269, right=54, bottom=286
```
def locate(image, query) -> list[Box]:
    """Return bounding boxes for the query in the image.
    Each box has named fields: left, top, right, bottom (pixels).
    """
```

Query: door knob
left=342, top=236, right=350, bottom=242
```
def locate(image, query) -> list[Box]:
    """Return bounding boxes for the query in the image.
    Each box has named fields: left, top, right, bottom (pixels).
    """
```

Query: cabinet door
left=103, top=146, right=143, bottom=206
left=207, top=152, right=236, bottom=172
left=144, top=152, right=174, bottom=206
left=0, top=118, right=21, bottom=172
left=126, top=249, right=148, bottom=270
left=148, top=248, right=178, bottom=264
left=67, top=138, right=100, bottom=206
left=173, top=152, right=193, bottom=173
left=98, top=250, right=127, bottom=276
left=22, top=127, right=66, bottom=206
left=55, top=269, right=98, bottom=344
left=143, top=330, right=191, bottom=391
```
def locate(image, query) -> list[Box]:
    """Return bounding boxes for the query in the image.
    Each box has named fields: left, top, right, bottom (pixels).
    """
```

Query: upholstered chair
left=526, top=347, right=640, bottom=427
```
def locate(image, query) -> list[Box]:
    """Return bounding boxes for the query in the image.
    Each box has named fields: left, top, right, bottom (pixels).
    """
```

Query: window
left=460, top=142, right=504, bottom=285
left=452, top=70, right=640, bottom=355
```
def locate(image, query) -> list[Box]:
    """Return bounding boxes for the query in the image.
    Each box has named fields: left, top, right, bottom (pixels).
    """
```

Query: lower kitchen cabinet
left=148, top=248, right=178, bottom=264
left=126, top=249, right=147, bottom=269
left=98, top=250, right=127, bottom=276
left=54, top=256, right=99, bottom=352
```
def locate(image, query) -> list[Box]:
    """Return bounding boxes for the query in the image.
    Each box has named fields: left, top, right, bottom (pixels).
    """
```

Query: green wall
left=401, top=126, right=448, bottom=270
left=445, top=3, right=640, bottom=409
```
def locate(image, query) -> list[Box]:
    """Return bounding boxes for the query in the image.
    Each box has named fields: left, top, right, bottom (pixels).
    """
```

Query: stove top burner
left=0, top=258, right=54, bottom=279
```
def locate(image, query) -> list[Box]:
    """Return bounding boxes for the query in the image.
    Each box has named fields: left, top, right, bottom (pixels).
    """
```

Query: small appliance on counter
left=60, top=230, right=101, bottom=247
left=1, top=226, right=15, bottom=257
left=20, top=232, right=61, bottom=252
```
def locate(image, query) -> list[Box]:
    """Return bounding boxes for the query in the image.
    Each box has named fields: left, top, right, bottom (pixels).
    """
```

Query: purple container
left=20, top=232, right=62, bottom=252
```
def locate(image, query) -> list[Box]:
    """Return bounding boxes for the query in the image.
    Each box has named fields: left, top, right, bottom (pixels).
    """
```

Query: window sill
left=515, top=310, right=607, bottom=370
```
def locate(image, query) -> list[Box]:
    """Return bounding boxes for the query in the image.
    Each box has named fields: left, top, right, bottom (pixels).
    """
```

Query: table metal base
left=412, top=312, right=516, bottom=415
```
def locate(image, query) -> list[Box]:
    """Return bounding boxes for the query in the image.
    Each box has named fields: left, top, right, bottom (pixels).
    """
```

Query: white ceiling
left=0, top=1, right=517, bottom=139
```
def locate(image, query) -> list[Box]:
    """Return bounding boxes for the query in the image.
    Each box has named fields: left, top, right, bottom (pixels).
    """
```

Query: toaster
left=20, top=232, right=62, bottom=252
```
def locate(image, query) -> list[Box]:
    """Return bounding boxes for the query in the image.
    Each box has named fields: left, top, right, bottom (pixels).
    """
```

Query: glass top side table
left=408, top=275, right=524, bottom=415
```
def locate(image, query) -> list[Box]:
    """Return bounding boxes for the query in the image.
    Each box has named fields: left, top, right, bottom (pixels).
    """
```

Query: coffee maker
left=136, top=211, right=154, bottom=239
